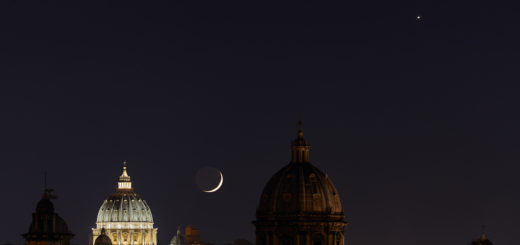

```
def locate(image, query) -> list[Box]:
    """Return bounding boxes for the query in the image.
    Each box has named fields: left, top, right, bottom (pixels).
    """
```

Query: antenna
left=44, top=171, right=47, bottom=190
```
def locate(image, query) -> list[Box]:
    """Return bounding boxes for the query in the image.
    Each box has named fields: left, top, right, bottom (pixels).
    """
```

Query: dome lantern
left=291, top=121, right=310, bottom=163
left=118, top=161, right=132, bottom=189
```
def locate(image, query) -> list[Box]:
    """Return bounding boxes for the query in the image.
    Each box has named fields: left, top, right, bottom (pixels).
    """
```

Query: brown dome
left=257, top=161, right=343, bottom=218
left=256, top=124, right=344, bottom=221
left=254, top=124, right=347, bottom=245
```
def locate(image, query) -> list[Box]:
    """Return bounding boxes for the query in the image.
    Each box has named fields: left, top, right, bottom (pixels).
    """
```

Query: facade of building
left=22, top=189, right=74, bottom=245
left=90, top=163, right=157, bottom=245
left=254, top=125, right=347, bottom=245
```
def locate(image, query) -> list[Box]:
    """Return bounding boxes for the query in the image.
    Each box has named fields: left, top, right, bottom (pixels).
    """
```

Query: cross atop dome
left=118, top=161, right=132, bottom=189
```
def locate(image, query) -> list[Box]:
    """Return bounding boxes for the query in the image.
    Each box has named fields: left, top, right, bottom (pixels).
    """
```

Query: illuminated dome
left=91, top=162, right=157, bottom=245
left=96, top=164, right=154, bottom=225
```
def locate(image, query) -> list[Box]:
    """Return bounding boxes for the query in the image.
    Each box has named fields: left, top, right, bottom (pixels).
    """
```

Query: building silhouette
left=94, top=229, right=113, bottom=245
left=254, top=124, right=347, bottom=245
left=22, top=189, right=74, bottom=245
left=169, top=227, right=187, bottom=245
left=470, top=233, right=494, bottom=245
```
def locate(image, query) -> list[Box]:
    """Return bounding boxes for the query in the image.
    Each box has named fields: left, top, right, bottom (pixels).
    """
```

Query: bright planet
left=195, top=166, right=223, bottom=193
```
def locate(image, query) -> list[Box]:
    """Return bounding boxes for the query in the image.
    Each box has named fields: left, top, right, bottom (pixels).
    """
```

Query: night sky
left=1, top=1, right=519, bottom=245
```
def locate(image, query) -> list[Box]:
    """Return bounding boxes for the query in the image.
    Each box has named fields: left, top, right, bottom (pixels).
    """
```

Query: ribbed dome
left=257, top=161, right=343, bottom=217
left=96, top=190, right=153, bottom=223
left=96, top=164, right=154, bottom=224
left=256, top=124, right=344, bottom=220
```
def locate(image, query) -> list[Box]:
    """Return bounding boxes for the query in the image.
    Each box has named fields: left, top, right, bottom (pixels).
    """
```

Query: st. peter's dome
left=95, top=164, right=154, bottom=226
left=90, top=163, right=157, bottom=245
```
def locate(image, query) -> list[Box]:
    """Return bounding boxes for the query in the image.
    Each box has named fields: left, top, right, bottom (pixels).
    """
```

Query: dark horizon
left=1, top=1, right=519, bottom=245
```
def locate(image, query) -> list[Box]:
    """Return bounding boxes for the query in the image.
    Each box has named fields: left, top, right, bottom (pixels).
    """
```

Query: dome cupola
left=118, top=162, right=132, bottom=189
left=291, top=121, right=310, bottom=163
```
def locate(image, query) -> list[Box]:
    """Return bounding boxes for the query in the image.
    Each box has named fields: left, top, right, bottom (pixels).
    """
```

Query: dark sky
left=1, top=1, right=519, bottom=245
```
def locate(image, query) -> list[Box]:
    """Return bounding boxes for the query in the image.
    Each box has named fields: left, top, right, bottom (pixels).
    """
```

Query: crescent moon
left=203, top=171, right=223, bottom=193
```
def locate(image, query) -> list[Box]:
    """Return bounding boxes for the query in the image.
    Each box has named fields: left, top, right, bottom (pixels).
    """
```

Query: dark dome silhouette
left=22, top=189, right=74, bottom=245
left=94, top=229, right=112, bottom=245
left=257, top=159, right=343, bottom=216
left=35, top=197, right=54, bottom=214
left=470, top=233, right=493, bottom=245
left=254, top=124, right=347, bottom=245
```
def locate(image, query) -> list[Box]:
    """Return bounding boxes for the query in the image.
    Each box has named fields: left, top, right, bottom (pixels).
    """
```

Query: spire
left=297, top=120, right=303, bottom=135
left=291, top=121, right=310, bottom=163
left=118, top=161, right=132, bottom=189
left=121, top=161, right=129, bottom=177
left=44, top=171, right=47, bottom=190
